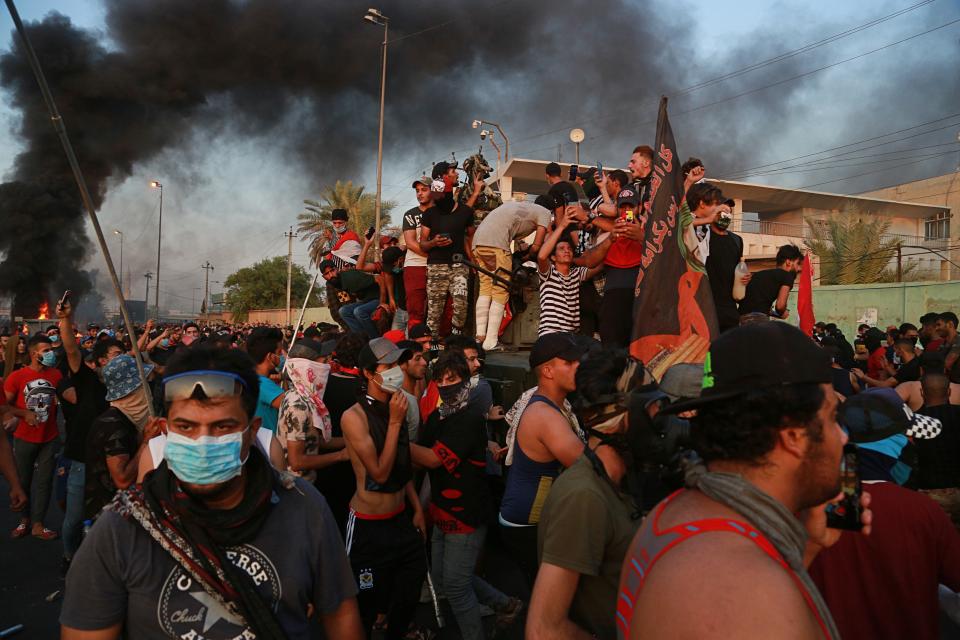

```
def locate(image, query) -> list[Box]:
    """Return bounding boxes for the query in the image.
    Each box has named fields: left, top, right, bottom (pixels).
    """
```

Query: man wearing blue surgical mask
left=5, top=334, right=62, bottom=542
left=61, top=344, right=362, bottom=640
left=247, top=327, right=285, bottom=434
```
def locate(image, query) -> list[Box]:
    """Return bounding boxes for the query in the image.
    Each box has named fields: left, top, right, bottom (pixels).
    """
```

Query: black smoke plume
left=0, top=1, right=953, bottom=317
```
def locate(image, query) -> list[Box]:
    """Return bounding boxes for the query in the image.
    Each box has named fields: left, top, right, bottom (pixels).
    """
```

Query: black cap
left=303, top=326, right=322, bottom=339
left=840, top=388, right=942, bottom=442
left=529, top=332, right=587, bottom=369
left=547, top=181, right=578, bottom=208
left=382, top=246, right=404, bottom=269
left=409, top=324, right=432, bottom=340
left=664, top=322, right=833, bottom=414
left=331, top=208, right=348, bottom=221
left=617, top=187, right=640, bottom=208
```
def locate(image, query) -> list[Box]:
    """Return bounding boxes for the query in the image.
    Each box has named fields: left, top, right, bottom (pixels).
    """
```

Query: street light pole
left=365, top=8, right=389, bottom=256
left=112, top=229, right=123, bottom=297
left=472, top=119, right=510, bottom=162
left=150, top=180, right=163, bottom=320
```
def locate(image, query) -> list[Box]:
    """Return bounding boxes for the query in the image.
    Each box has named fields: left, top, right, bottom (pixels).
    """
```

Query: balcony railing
left=729, top=218, right=950, bottom=250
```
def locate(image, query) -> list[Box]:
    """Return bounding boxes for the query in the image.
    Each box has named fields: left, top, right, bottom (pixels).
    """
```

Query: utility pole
left=144, top=272, right=152, bottom=319
left=896, top=243, right=903, bottom=283
left=201, top=261, right=214, bottom=319
left=150, top=181, right=163, bottom=320
left=285, top=226, right=297, bottom=327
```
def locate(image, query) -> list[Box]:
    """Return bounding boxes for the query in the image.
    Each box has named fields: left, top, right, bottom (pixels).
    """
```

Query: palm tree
left=298, top=180, right=396, bottom=266
left=805, top=216, right=916, bottom=284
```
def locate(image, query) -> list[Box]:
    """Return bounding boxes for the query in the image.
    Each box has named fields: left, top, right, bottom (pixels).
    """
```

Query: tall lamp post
left=472, top=119, right=510, bottom=162
left=112, top=229, right=123, bottom=296
left=150, top=180, right=163, bottom=320
left=364, top=7, right=388, bottom=254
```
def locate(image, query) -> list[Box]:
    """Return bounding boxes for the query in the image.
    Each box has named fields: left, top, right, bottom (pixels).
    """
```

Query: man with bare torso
left=341, top=337, right=426, bottom=639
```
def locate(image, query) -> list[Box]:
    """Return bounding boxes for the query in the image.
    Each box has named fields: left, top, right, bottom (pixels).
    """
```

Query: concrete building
left=491, top=159, right=954, bottom=281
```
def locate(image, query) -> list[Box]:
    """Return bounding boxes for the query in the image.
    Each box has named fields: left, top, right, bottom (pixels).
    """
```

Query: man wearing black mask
left=420, top=162, right=477, bottom=337
left=705, top=198, right=750, bottom=333
left=61, top=345, right=362, bottom=639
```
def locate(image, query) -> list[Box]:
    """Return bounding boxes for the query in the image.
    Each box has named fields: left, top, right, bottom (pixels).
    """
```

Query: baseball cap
left=358, top=337, right=411, bottom=370
left=840, top=388, right=942, bottom=442
left=529, top=332, right=587, bottom=369
left=409, top=324, right=432, bottom=340
left=659, top=363, right=704, bottom=403
left=412, top=175, right=432, bottom=189
left=617, top=187, right=640, bottom=208
left=663, top=322, right=833, bottom=414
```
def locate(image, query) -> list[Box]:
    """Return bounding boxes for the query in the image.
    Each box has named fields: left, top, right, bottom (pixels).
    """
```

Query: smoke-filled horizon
left=0, top=0, right=956, bottom=317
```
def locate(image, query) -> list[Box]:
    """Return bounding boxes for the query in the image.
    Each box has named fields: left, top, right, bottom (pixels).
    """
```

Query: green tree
left=298, top=180, right=396, bottom=266
left=805, top=216, right=917, bottom=285
left=223, top=256, right=318, bottom=321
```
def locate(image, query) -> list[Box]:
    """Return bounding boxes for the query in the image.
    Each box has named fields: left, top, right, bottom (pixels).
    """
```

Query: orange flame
left=38, top=302, right=49, bottom=320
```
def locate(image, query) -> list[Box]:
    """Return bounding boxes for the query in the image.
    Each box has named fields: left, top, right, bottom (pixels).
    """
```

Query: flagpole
left=4, top=0, right=155, bottom=414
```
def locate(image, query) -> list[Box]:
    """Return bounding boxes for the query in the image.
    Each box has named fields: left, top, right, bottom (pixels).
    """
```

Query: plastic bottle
left=732, top=259, right=749, bottom=301
left=82, top=519, right=93, bottom=538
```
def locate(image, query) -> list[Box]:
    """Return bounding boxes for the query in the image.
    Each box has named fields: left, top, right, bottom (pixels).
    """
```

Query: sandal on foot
left=32, top=527, right=59, bottom=540
left=11, top=522, right=29, bottom=538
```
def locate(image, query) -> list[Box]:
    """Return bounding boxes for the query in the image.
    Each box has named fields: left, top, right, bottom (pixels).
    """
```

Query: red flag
left=797, top=254, right=815, bottom=336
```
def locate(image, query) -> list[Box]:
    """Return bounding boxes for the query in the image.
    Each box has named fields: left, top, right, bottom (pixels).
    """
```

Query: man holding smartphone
left=420, top=162, right=476, bottom=337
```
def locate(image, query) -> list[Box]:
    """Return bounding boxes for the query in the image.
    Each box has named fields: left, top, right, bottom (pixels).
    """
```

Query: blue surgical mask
left=276, top=355, right=286, bottom=373
left=164, top=427, right=249, bottom=485
left=160, top=338, right=170, bottom=348
left=40, top=350, right=58, bottom=367
left=49, top=334, right=59, bottom=343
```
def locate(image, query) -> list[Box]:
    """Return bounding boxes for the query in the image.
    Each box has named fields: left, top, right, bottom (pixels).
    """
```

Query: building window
left=924, top=211, right=950, bottom=241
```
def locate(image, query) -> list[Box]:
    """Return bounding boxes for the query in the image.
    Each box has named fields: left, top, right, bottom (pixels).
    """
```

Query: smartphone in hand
left=826, top=444, right=863, bottom=531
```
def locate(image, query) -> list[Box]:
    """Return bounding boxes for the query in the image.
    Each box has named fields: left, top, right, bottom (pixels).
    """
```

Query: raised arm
left=341, top=393, right=407, bottom=485
left=537, top=207, right=573, bottom=272
left=56, top=300, right=82, bottom=374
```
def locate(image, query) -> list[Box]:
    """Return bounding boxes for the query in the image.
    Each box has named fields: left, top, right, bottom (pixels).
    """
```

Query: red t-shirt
left=809, top=482, right=960, bottom=640
left=3, top=366, right=62, bottom=444
left=867, top=347, right=887, bottom=379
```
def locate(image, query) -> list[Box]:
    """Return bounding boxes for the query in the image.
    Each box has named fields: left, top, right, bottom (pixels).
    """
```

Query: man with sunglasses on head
left=340, top=337, right=427, bottom=639
left=61, top=345, right=362, bottom=640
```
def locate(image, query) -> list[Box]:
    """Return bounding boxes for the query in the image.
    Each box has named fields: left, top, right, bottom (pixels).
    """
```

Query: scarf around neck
left=684, top=459, right=840, bottom=640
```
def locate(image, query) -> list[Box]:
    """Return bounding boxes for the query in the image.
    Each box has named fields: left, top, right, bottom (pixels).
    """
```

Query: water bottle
left=732, top=259, right=749, bottom=301
left=82, top=519, right=93, bottom=538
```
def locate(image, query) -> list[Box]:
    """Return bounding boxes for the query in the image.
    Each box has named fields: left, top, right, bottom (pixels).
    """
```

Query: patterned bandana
left=283, top=358, right=333, bottom=442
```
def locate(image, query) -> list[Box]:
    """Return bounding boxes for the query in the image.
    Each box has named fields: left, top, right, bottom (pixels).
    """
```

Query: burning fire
left=37, top=302, right=49, bottom=320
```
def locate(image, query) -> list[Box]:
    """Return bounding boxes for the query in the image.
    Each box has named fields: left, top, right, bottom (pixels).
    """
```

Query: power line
left=563, top=16, right=960, bottom=158
left=720, top=113, right=960, bottom=178
left=797, top=152, right=956, bottom=190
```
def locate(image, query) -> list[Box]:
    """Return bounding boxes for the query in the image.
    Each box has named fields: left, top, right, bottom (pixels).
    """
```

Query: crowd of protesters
left=1, top=145, right=959, bottom=640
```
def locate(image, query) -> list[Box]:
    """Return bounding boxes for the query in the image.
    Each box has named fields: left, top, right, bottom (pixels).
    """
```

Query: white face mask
left=377, top=366, right=405, bottom=394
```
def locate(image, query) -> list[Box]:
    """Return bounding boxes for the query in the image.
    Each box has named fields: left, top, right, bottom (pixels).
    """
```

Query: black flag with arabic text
left=629, top=97, right=718, bottom=367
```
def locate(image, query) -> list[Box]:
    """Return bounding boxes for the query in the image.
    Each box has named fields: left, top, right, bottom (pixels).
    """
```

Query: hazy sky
left=0, top=0, right=957, bottom=313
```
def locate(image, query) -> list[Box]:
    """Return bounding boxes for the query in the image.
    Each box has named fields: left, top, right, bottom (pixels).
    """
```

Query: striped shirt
left=538, top=265, right=587, bottom=336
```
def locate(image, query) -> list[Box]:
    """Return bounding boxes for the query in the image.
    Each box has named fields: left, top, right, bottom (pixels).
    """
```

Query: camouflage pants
left=427, top=263, right=469, bottom=334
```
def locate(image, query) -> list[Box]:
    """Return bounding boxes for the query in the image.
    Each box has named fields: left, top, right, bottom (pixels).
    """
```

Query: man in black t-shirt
left=411, top=351, right=522, bottom=638
left=56, top=301, right=123, bottom=568
left=853, top=337, right=921, bottom=389
left=320, top=259, right=382, bottom=338
left=738, top=244, right=803, bottom=319
left=420, top=162, right=476, bottom=336
left=705, top=198, right=749, bottom=333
